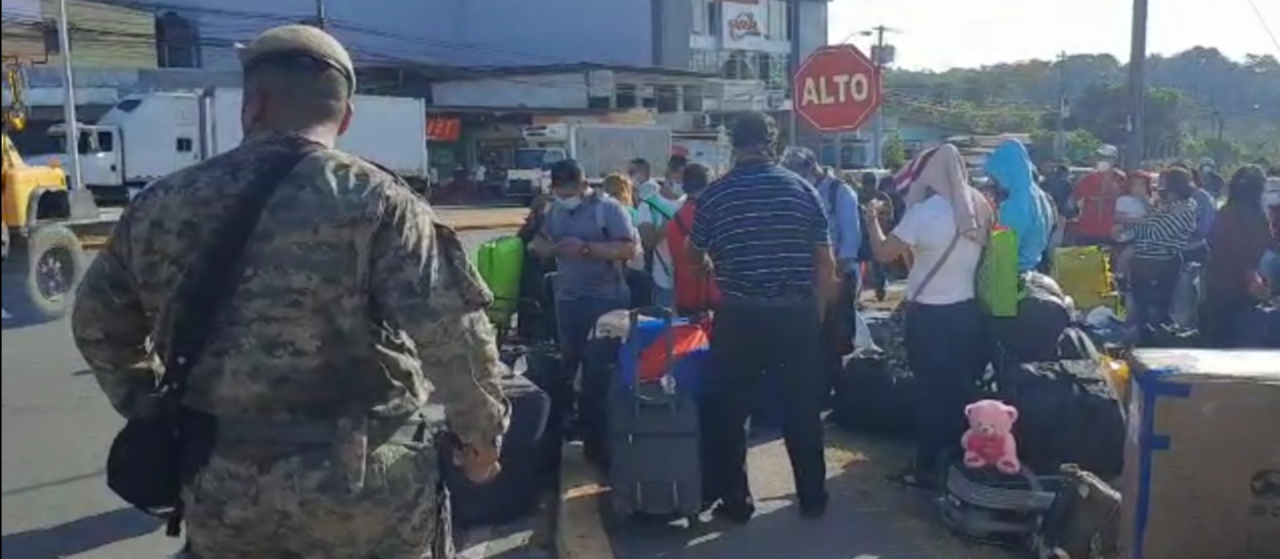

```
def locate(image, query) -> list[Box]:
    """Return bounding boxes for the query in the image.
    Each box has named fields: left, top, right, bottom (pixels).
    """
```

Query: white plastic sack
left=1169, top=261, right=1201, bottom=329
left=853, top=311, right=880, bottom=351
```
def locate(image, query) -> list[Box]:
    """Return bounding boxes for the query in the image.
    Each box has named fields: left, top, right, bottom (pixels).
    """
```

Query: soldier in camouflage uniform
left=70, top=25, right=508, bottom=558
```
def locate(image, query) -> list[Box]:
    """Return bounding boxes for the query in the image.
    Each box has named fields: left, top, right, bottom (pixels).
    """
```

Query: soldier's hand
left=454, top=442, right=501, bottom=483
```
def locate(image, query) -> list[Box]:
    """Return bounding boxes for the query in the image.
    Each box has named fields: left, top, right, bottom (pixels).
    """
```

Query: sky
left=827, top=0, right=1280, bottom=70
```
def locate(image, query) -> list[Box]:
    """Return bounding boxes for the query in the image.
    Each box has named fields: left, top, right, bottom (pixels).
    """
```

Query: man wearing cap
left=688, top=112, right=839, bottom=522
left=1068, top=144, right=1126, bottom=245
left=781, top=146, right=863, bottom=380
left=71, top=25, right=508, bottom=558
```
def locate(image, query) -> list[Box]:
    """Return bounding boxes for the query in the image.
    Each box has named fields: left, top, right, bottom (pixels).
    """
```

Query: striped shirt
left=1130, top=198, right=1197, bottom=260
left=689, top=161, right=831, bottom=300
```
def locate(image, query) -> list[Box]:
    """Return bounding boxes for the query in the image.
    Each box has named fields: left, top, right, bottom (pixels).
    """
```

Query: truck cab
left=45, top=123, right=122, bottom=190
left=36, top=93, right=205, bottom=204
left=507, top=124, right=570, bottom=197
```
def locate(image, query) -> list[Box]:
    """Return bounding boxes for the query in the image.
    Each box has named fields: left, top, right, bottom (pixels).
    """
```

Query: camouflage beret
left=237, top=24, right=355, bottom=93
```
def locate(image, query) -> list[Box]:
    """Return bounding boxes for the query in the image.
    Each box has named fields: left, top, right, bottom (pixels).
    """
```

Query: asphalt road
left=0, top=229, right=539, bottom=559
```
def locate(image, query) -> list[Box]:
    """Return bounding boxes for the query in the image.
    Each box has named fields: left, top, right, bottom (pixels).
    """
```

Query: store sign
left=425, top=118, right=461, bottom=142
left=721, top=0, right=767, bottom=50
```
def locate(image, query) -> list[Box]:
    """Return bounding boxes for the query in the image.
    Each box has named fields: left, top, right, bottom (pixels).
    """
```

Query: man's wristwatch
left=580, top=243, right=593, bottom=257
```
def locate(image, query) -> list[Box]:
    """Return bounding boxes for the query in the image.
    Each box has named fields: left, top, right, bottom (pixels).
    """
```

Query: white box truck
left=506, top=123, right=672, bottom=198
left=30, top=88, right=429, bottom=203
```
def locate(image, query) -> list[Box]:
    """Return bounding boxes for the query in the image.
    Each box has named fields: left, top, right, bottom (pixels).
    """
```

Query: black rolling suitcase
left=607, top=307, right=703, bottom=524
left=580, top=309, right=630, bottom=468
left=443, top=372, right=551, bottom=528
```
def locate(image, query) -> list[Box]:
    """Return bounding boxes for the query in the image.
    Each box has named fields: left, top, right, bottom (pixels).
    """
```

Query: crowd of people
left=65, top=23, right=1276, bottom=556
left=525, top=111, right=1280, bottom=517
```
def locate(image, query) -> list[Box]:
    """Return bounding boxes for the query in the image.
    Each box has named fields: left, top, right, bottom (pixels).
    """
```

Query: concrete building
left=5, top=0, right=829, bottom=112
left=5, top=0, right=833, bottom=173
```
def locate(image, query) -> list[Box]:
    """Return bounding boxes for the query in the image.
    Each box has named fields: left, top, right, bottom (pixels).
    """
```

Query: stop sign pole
left=792, top=44, right=883, bottom=135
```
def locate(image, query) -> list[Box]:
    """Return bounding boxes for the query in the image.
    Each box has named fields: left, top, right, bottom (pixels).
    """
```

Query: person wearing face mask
left=529, top=159, right=640, bottom=386
left=628, top=157, right=662, bottom=205
left=636, top=155, right=689, bottom=308
left=1068, top=144, right=1126, bottom=245
left=984, top=138, right=1055, bottom=272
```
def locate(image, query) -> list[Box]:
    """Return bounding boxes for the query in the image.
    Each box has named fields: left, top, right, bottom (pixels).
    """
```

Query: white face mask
left=556, top=195, right=583, bottom=211
left=1262, top=189, right=1280, bottom=208
left=669, top=182, right=685, bottom=196
left=1096, top=160, right=1114, bottom=172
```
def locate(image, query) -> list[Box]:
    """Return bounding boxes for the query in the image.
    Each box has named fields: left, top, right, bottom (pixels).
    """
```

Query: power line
left=1244, top=0, right=1280, bottom=56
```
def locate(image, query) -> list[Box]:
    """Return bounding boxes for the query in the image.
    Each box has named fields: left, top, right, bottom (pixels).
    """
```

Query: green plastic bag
left=978, top=227, right=1019, bottom=317
left=475, top=236, right=525, bottom=327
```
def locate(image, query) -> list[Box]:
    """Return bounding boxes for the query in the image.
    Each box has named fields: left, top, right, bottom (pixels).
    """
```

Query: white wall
left=431, top=73, right=590, bottom=109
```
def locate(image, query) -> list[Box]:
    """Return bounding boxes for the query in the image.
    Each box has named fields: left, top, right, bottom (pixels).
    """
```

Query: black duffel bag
left=995, top=359, right=1127, bottom=480
left=106, top=141, right=319, bottom=537
left=830, top=348, right=916, bottom=438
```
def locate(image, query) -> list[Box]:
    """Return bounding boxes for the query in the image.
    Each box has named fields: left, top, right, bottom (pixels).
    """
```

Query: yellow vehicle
left=2, top=56, right=91, bottom=322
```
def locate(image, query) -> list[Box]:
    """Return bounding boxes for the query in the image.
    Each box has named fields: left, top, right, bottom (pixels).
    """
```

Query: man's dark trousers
left=702, top=296, right=828, bottom=509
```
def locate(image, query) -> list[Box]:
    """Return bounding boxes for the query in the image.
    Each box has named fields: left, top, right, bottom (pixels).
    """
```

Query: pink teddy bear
left=961, top=399, right=1021, bottom=475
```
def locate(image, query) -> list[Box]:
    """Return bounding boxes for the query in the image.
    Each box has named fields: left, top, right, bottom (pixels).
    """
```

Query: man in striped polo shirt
left=688, top=112, right=840, bottom=522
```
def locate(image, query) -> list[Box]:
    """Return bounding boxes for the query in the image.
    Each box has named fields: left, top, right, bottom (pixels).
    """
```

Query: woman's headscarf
left=895, top=143, right=994, bottom=244
left=985, top=139, right=1055, bottom=271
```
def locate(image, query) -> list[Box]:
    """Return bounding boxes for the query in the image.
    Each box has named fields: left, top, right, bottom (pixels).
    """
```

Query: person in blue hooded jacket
left=984, top=139, right=1056, bottom=271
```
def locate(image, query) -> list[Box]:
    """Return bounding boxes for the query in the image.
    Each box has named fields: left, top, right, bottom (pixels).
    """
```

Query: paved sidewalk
left=558, top=426, right=1023, bottom=559
left=76, top=205, right=528, bottom=248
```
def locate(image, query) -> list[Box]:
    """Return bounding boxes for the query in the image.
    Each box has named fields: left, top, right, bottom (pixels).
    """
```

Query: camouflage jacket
left=71, top=134, right=508, bottom=449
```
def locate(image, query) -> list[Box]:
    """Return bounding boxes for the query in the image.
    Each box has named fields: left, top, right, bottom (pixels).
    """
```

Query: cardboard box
left=1122, top=350, right=1280, bottom=559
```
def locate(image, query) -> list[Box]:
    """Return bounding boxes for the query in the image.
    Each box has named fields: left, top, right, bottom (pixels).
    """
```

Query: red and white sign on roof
left=793, top=44, right=883, bottom=133
left=425, top=118, right=461, bottom=142
left=721, top=0, right=767, bottom=50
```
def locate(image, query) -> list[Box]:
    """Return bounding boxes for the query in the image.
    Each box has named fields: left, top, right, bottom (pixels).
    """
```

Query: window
left=767, top=0, right=790, bottom=42
left=705, top=0, right=719, bottom=35
left=690, top=49, right=722, bottom=73
left=96, top=131, right=115, bottom=152
left=42, top=22, right=61, bottom=55
left=114, top=99, right=142, bottom=113
left=176, top=138, right=193, bottom=152
left=691, top=0, right=709, bottom=35
left=760, top=53, right=788, bottom=89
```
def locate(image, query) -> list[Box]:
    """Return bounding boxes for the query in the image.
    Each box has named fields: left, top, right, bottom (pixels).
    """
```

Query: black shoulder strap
left=161, top=140, right=321, bottom=393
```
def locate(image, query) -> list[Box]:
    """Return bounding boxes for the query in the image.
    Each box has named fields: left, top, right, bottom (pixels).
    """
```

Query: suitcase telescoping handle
left=627, top=306, right=678, bottom=402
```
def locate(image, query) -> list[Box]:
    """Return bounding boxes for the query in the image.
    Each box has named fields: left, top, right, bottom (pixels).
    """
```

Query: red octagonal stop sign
left=793, top=45, right=883, bottom=133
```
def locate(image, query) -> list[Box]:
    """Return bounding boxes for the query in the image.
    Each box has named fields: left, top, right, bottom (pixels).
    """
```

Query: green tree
left=882, top=134, right=908, bottom=169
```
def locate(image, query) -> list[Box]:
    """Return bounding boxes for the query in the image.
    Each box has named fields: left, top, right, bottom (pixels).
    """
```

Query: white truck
left=505, top=123, right=672, bottom=198
left=31, top=88, right=429, bottom=203
left=672, top=129, right=732, bottom=176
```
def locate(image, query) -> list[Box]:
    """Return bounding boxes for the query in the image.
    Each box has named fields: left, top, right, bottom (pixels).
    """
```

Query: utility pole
left=787, top=0, right=800, bottom=146
left=314, top=0, right=327, bottom=29
left=1055, top=51, right=1068, bottom=160
left=56, top=0, right=83, bottom=193
left=1124, top=0, right=1149, bottom=171
left=868, top=25, right=897, bottom=169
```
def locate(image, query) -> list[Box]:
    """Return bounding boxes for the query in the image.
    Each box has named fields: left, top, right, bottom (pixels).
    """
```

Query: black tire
left=4, top=224, right=86, bottom=324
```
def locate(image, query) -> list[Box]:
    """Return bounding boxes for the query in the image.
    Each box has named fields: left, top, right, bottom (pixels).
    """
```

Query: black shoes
left=798, top=492, right=829, bottom=519
left=711, top=500, right=756, bottom=524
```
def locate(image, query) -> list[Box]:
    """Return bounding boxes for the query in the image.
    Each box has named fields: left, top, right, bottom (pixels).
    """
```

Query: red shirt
left=1072, top=170, right=1125, bottom=239
left=667, top=202, right=721, bottom=313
